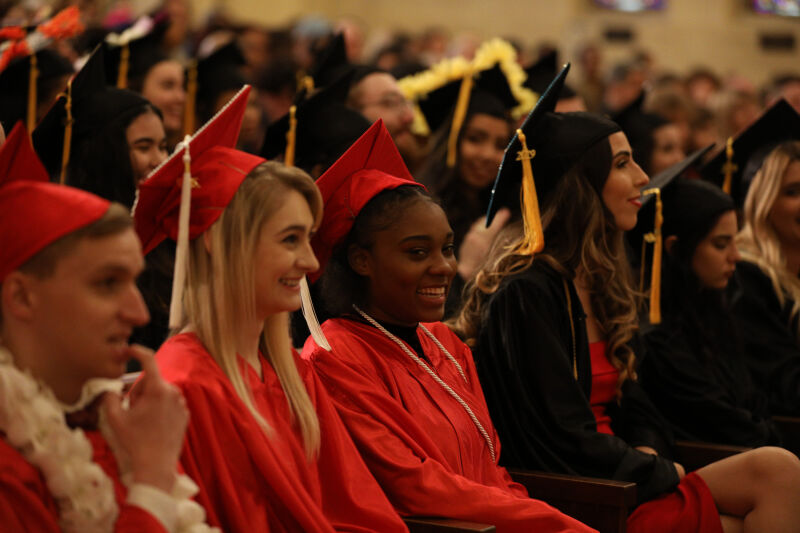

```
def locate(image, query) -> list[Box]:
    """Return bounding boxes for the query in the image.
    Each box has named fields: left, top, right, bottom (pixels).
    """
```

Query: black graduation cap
left=632, top=143, right=717, bottom=249
left=701, top=98, right=800, bottom=207
left=308, top=32, right=349, bottom=89
left=523, top=50, right=577, bottom=100
left=0, top=49, right=74, bottom=133
left=195, top=40, right=248, bottom=123
left=417, top=63, right=519, bottom=134
left=33, top=44, right=149, bottom=183
left=103, top=16, right=169, bottom=90
left=487, top=63, right=621, bottom=234
left=260, top=70, right=370, bottom=175
left=612, top=91, right=669, bottom=174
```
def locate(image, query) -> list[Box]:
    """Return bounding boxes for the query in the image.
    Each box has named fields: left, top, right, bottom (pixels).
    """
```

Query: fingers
left=103, top=392, right=126, bottom=433
left=487, top=207, right=511, bottom=234
left=127, top=344, right=163, bottom=385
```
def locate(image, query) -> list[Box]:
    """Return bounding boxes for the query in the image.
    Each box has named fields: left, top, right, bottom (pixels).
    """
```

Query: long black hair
left=658, top=181, right=737, bottom=361
left=67, top=103, right=163, bottom=208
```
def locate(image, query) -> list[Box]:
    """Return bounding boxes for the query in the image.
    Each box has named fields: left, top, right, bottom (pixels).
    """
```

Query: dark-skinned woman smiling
left=301, top=119, right=596, bottom=533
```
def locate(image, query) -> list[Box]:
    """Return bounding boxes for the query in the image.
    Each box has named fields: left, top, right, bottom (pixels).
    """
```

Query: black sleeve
left=639, top=325, right=780, bottom=447
left=730, top=262, right=800, bottom=416
left=475, top=268, right=679, bottom=505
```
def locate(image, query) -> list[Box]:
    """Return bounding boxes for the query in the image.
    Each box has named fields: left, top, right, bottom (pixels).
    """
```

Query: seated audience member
left=719, top=102, right=800, bottom=416
left=303, top=120, right=597, bottom=533
left=134, top=87, right=407, bottom=533
left=456, top=66, right=800, bottom=533
left=0, top=122, right=213, bottom=532
left=635, top=153, right=780, bottom=447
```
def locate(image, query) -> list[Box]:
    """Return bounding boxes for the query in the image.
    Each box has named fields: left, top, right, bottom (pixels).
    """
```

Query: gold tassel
left=59, top=81, right=73, bottom=184
left=639, top=235, right=647, bottom=292
left=183, top=59, right=197, bottom=137
left=27, top=53, right=38, bottom=135
left=512, top=129, right=544, bottom=255
left=721, top=136, right=737, bottom=195
left=117, top=43, right=129, bottom=89
left=446, top=69, right=474, bottom=168
left=643, top=188, right=663, bottom=324
left=301, top=75, right=314, bottom=94
left=284, top=105, right=297, bottom=167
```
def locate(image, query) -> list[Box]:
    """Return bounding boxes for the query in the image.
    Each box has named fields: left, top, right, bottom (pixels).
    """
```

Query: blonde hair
left=737, top=141, right=800, bottom=334
left=184, top=161, right=322, bottom=458
left=454, top=161, right=640, bottom=396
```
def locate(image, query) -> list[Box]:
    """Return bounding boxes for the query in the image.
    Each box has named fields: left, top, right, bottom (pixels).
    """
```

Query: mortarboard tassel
left=512, top=129, right=544, bottom=256
left=27, top=53, right=38, bottom=135
left=721, top=136, right=737, bottom=195
left=183, top=59, right=197, bottom=137
left=300, top=75, right=314, bottom=94
left=446, top=69, right=474, bottom=168
left=168, top=135, right=195, bottom=329
left=280, top=104, right=329, bottom=351
left=116, top=43, right=129, bottom=89
left=59, top=80, right=73, bottom=184
left=284, top=105, right=297, bottom=167
left=643, top=188, right=663, bottom=325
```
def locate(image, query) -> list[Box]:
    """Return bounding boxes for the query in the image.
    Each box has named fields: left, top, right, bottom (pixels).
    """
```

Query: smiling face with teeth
left=349, top=199, right=457, bottom=326
left=253, top=189, right=320, bottom=319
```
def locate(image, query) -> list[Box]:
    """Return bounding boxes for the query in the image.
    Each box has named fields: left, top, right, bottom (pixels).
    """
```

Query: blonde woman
left=733, top=140, right=800, bottom=416
left=133, top=89, right=406, bottom=533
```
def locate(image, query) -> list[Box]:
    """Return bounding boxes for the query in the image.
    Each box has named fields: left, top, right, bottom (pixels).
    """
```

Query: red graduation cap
left=134, top=85, right=264, bottom=255
left=0, top=122, right=109, bottom=281
left=310, top=119, right=423, bottom=282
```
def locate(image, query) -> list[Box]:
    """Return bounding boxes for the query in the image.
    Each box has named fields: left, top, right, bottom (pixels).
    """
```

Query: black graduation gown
left=640, top=320, right=780, bottom=447
left=474, top=261, right=679, bottom=505
left=729, top=260, right=800, bottom=416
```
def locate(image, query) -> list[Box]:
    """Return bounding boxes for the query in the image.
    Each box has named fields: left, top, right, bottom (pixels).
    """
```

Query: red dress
left=589, top=341, right=723, bottom=533
left=0, top=431, right=166, bottom=533
left=303, top=318, right=598, bottom=533
left=156, top=332, right=407, bottom=533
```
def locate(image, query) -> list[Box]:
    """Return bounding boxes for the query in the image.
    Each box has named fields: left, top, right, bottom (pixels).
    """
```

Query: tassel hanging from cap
left=27, top=53, right=38, bottom=135
left=446, top=69, right=474, bottom=168
left=512, top=129, right=544, bottom=256
left=183, top=59, right=197, bottom=137
left=643, top=188, right=663, bottom=325
left=116, top=43, right=129, bottom=89
left=168, top=135, right=196, bottom=329
left=59, top=80, right=73, bottom=184
left=284, top=105, right=297, bottom=167
left=721, top=136, right=737, bottom=195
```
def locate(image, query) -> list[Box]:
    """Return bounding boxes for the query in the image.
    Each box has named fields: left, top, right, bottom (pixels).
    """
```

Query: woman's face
left=351, top=199, right=457, bottom=326
left=690, top=210, right=740, bottom=289
left=141, top=60, right=185, bottom=134
left=126, top=111, right=168, bottom=184
left=253, top=189, right=319, bottom=318
left=602, top=131, right=650, bottom=231
left=458, top=113, right=510, bottom=191
left=769, top=160, right=800, bottom=249
left=650, top=123, right=685, bottom=176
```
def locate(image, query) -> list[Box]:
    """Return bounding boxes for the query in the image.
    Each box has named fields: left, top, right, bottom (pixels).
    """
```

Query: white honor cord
left=353, top=305, right=496, bottom=462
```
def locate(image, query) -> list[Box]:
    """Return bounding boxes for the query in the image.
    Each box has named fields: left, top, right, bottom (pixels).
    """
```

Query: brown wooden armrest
left=403, top=517, right=495, bottom=532
left=773, top=415, right=800, bottom=456
left=674, top=440, right=749, bottom=472
left=509, top=470, right=635, bottom=533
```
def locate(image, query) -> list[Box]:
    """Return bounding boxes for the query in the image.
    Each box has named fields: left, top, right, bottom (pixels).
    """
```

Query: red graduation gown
left=156, top=332, right=407, bottom=533
left=0, top=431, right=166, bottom=532
left=302, top=318, right=597, bottom=533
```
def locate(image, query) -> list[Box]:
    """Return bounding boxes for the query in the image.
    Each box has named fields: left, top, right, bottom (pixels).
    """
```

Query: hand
left=457, top=208, right=511, bottom=281
left=673, top=462, right=686, bottom=479
left=103, top=345, right=188, bottom=493
left=635, top=446, right=658, bottom=456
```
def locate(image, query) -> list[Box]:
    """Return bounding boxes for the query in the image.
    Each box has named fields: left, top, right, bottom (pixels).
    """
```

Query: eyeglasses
left=360, top=95, right=413, bottom=112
